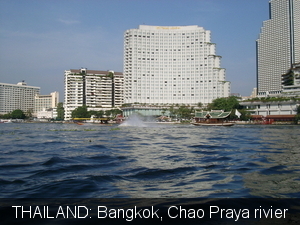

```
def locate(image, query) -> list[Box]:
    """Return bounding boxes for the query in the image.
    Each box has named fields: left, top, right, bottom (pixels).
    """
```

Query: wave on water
left=0, top=123, right=300, bottom=199
left=42, top=156, right=73, bottom=166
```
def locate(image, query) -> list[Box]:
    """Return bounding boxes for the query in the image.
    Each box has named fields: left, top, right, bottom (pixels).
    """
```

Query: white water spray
left=119, top=114, right=148, bottom=127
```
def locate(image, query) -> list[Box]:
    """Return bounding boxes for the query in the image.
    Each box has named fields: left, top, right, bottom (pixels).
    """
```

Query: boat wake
left=119, top=114, right=148, bottom=127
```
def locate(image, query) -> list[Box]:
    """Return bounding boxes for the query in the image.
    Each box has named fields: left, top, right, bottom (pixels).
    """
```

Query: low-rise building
left=282, top=62, right=300, bottom=96
left=36, top=108, right=54, bottom=120
left=34, top=91, right=59, bottom=119
left=122, top=105, right=171, bottom=118
left=240, top=99, right=300, bottom=123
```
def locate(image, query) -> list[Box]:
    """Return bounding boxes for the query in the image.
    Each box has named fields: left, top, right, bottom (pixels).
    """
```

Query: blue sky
left=0, top=0, right=269, bottom=101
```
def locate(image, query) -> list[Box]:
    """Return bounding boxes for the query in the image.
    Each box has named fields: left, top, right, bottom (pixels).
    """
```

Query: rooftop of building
left=137, top=25, right=205, bottom=31
left=68, top=69, right=122, bottom=76
left=0, top=82, right=40, bottom=89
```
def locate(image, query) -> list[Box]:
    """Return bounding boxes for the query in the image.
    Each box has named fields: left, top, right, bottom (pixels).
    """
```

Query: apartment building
left=123, top=25, right=230, bottom=105
left=64, top=68, right=123, bottom=120
left=0, top=81, right=40, bottom=114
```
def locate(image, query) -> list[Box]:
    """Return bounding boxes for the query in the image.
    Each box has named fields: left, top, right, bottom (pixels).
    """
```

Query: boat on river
left=192, top=121, right=234, bottom=126
left=0, top=119, right=12, bottom=123
left=192, top=110, right=234, bottom=126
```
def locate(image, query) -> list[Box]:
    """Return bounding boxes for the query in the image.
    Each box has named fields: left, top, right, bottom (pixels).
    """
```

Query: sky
left=0, top=0, right=270, bottom=101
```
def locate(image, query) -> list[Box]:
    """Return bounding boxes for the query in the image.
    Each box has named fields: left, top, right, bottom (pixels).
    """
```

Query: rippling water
left=0, top=122, right=299, bottom=198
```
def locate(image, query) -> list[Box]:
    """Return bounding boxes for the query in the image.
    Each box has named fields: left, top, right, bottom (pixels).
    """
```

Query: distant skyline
left=0, top=0, right=269, bottom=101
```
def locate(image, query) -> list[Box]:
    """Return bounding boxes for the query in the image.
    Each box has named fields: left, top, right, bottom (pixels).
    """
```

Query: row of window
left=126, top=32, right=207, bottom=37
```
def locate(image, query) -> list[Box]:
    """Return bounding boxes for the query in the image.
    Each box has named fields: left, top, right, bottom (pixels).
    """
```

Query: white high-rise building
left=257, top=0, right=300, bottom=96
left=64, top=68, right=123, bottom=120
left=123, top=25, right=230, bottom=105
left=0, top=81, right=40, bottom=114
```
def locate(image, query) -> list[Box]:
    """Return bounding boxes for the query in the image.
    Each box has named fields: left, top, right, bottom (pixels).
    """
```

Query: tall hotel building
left=257, top=0, right=300, bottom=96
left=0, top=81, right=40, bottom=114
left=64, top=68, right=123, bottom=120
left=123, top=25, right=230, bottom=105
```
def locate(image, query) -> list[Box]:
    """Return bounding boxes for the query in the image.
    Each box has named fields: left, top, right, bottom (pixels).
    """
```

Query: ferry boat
left=192, top=110, right=234, bottom=126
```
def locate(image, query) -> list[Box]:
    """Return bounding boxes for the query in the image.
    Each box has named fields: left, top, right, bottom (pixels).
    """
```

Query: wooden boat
left=192, top=110, right=234, bottom=126
left=192, top=121, right=234, bottom=126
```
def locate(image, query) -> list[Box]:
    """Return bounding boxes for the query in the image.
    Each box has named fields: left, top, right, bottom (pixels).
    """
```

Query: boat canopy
left=194, top=110, right=231, bottom=119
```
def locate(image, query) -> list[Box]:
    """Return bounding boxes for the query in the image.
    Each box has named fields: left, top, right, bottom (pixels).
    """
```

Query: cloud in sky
left=0, top=0, right=269, bottom=99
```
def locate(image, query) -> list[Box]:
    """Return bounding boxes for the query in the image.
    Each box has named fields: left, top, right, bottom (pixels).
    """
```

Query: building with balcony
left=64, top=68, right=123, bottom=120
left=123, top=25, right=230, bottom=105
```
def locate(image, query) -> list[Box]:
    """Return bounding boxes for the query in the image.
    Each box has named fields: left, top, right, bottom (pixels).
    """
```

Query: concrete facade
left=257, top=0, right=300, bottom=96
left=0, top=81, right=40, bottom=114
left=64, top=68, right=123, bottom=120
left=124, top=25, right=230, bottom=105
left=240, top=100, right=299, bottom=117
left=34, top=91, right=59, bottom=113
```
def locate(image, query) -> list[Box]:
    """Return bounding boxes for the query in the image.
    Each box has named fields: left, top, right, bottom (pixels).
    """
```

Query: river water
left=1, top=121, right=299, bottom=199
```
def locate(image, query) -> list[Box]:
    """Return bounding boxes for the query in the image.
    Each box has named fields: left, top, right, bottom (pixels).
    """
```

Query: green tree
left=297, top=105, right=300, bottom=114
left=0, top=113, right=11, bottom=119
left=56, top=102, right=65, bottom=120
left=110, top=108, right=122, bottom=118
left=71, top=105, right=90, bottom=118
left=11, top=109, right=26, bottom=119
left=104, top=110, right=111, bottom=117
left=207, top=96, right=240, bottom=112
left=161, top=108, right=167, bottom=116
left=177, top=105, right=193, bottom=120
left=104, top=108, right=122, bottom=119
left=25, top=108, right=33, bottom=118
left=237, top=109, right=251, bottom=121
left=107, top=71, right=114, bottom=79
left=197, top=102, right=203, bottom=108
left=169, top=105, right=176, bottom=118
left=89, top=110, right=105, bottom=118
